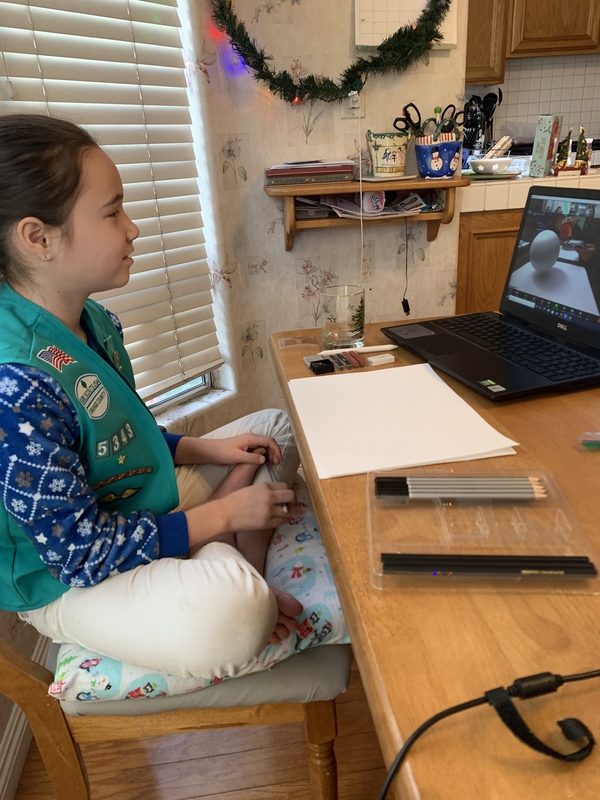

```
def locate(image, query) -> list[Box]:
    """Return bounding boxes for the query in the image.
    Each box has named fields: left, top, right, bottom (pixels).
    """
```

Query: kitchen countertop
left=459, top=169, right=600, bottom=214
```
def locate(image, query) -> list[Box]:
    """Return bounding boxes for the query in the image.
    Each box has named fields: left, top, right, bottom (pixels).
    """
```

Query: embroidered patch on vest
left=98, top=487, right=141, bottom=504
left=91, top=467, right=153, bottom=490
left=94, top=422, right=135, bottom=460
left=75, top=374, right=109, bottom=419
left=37, top=345, right=76, bottom=372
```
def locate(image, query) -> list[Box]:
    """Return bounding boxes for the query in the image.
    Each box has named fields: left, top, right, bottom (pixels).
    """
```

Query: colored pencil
left=374, top=475, right=547, bottom=501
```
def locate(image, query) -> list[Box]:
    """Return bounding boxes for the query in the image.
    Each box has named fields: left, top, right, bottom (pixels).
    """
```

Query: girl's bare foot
left=268, top=586, right=303, bottom=644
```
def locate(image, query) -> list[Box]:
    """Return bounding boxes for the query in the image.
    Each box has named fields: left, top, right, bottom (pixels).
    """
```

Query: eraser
left=366, top=353, right=395, bottom=366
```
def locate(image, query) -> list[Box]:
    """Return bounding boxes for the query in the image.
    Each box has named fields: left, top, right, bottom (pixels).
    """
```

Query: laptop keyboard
left=436, top=314, right=600, bottom=382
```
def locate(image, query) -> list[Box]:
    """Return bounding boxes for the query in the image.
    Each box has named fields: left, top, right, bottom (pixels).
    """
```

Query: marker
left=318, top=344, right=398, bottom=357
left=579, top=431, right=600, bottom=449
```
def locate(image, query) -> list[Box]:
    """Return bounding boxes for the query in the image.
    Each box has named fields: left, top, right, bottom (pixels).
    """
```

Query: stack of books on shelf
left=265, top=160, right=355, bottom=186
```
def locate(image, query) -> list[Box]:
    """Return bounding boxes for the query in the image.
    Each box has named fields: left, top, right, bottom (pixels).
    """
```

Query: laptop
left=382, top=184, right=600, bottom=401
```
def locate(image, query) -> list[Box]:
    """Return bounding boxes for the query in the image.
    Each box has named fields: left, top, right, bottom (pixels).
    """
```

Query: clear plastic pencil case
left=368, top=467, right=599, bottom=594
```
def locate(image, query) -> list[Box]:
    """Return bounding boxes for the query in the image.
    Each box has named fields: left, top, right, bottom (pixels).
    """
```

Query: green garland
left=209, top=0, right=451, bottom=104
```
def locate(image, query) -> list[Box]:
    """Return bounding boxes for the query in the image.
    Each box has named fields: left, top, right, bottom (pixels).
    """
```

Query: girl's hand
left=185, top=482, right=294, bottom=548
left=175, top=434, right=281, bottom=468
left=222, top=482, right=293, bottom=529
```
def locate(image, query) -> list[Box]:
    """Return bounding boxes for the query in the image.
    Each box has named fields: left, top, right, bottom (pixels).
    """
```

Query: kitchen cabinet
left=508, top=0, right=600, bottom=57
left=264, top=175, right=471, bottom=251
left=456, top=209, right=522, bottom=314
left=466, top=0, right=600, bottom=85
left=466, top=0, right=509, bottom=85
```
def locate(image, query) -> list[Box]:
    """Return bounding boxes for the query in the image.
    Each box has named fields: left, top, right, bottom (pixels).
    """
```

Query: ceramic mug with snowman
left=415, top=139, right=462, bottom=179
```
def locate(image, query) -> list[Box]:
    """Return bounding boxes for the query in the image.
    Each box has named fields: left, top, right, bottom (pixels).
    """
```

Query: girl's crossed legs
left=23, top=409, right=302, bottom=678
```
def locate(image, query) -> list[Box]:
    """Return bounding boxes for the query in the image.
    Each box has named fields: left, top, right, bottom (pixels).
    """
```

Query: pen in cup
left=265, top=462, right=289, bottom=514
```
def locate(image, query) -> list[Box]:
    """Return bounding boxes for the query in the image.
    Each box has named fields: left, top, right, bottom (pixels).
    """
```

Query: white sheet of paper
left=288, top=364, right=518, bottom=479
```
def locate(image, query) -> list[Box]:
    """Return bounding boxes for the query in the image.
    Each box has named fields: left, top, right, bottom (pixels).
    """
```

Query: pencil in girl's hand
left=374, top=475, right=547, bottom=501
left=266, top=462, right=288, bottom=513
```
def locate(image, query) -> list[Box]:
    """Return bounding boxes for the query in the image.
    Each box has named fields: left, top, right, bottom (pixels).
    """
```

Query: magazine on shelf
left=319, top=192, right=425, bottom=219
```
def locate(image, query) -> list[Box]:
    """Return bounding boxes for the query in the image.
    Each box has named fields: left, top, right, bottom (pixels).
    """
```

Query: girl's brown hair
left=0, top=114, right=97, bottom=282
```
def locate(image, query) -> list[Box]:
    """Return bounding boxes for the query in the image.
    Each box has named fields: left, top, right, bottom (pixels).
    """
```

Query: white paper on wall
left=355, top=0, right=457, bottom=49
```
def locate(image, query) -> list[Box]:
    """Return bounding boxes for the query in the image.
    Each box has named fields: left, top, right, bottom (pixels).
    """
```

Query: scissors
left=394, top=103, right=464, bottom=138
left=439, top=103, right=465, bottom=132
left=393, top=103, right=424, bottom=135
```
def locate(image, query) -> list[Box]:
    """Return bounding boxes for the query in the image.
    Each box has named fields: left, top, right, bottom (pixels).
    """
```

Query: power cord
left=376, top=667, right=600, bottom=800
left=357, top=98, right=364, bottom=287
left=401, top=217, right=410, bottom=316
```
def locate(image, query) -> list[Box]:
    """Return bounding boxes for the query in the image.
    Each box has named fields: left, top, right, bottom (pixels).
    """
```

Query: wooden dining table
left=269, top=322, right=600, bottom=800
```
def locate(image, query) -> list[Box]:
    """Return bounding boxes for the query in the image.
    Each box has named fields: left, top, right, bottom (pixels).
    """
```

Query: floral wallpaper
left=178, top=0, right=468, bottom=422
left=296, top=258, right=337, bottom=328
left=239, top=320, right=267, bottom=366
left=221, top=135, right=249, bottom=185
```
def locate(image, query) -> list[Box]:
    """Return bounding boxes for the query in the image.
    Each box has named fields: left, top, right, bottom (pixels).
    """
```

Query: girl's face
left=53, top=147, right=139, bottom=296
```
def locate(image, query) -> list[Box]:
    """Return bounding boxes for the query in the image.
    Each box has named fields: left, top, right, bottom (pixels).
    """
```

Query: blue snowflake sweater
left=0, top=323, right=189, bottom=601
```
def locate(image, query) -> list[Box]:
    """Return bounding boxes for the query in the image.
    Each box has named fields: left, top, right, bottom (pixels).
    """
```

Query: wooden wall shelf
left=264, top=175, right=471, bottom=251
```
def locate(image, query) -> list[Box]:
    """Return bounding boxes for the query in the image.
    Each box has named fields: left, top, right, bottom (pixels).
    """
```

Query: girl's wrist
left=184, top=497, right=231, bottom=548
left=174, top=434, right=209, bottom=465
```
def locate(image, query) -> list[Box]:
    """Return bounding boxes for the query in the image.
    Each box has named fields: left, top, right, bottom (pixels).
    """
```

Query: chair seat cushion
left=59, top=644, right=353, bottom=716
left=50, top=477, right=350, bottom=707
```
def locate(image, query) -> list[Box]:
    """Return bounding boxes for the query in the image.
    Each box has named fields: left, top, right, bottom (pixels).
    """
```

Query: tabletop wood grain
left=270, top=322, right=600, bottom=800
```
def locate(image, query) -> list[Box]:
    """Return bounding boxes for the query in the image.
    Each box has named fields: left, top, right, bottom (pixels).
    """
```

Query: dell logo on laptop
left=557, top=322, right=568, bottom=331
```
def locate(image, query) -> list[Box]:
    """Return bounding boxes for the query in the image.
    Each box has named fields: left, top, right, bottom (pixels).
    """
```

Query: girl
left=0, top=113, right=309, bottom=679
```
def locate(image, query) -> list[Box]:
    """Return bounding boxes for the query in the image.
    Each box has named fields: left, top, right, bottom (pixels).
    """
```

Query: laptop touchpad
left=388, top=324, right=460, bottom=356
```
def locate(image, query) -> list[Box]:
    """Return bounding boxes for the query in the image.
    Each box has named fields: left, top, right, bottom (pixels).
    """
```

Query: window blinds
left=0, top=0, right=222, bottom=400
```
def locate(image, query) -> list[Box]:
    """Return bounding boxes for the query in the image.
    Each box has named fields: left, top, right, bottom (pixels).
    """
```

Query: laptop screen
left=500, top=184, right=600, bottom=349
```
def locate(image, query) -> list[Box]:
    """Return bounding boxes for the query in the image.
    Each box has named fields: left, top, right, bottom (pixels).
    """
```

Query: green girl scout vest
left=0, top=282, right=179, bottom=611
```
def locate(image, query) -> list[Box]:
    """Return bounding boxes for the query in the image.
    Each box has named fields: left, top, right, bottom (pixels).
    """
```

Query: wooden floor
left=15, top=662, right=388, bottom=800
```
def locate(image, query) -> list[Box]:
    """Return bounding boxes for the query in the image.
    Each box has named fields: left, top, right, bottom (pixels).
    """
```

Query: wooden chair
left=0, top=636, right=352, bottom=800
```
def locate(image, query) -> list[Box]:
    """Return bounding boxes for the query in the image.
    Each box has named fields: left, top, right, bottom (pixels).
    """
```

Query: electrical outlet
left=341, top=94, right=365, bottom=119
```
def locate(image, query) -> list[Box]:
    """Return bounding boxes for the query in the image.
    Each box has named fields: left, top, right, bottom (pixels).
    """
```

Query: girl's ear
left=14, top=217, right=58, bottom=262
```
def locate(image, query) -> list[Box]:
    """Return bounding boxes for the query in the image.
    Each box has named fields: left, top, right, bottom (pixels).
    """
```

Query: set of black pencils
left=380, top=553, right=598, bottom=578
left=375, top=473, right=598, bottom=579
left=374, top=475, right=547, bottom=502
